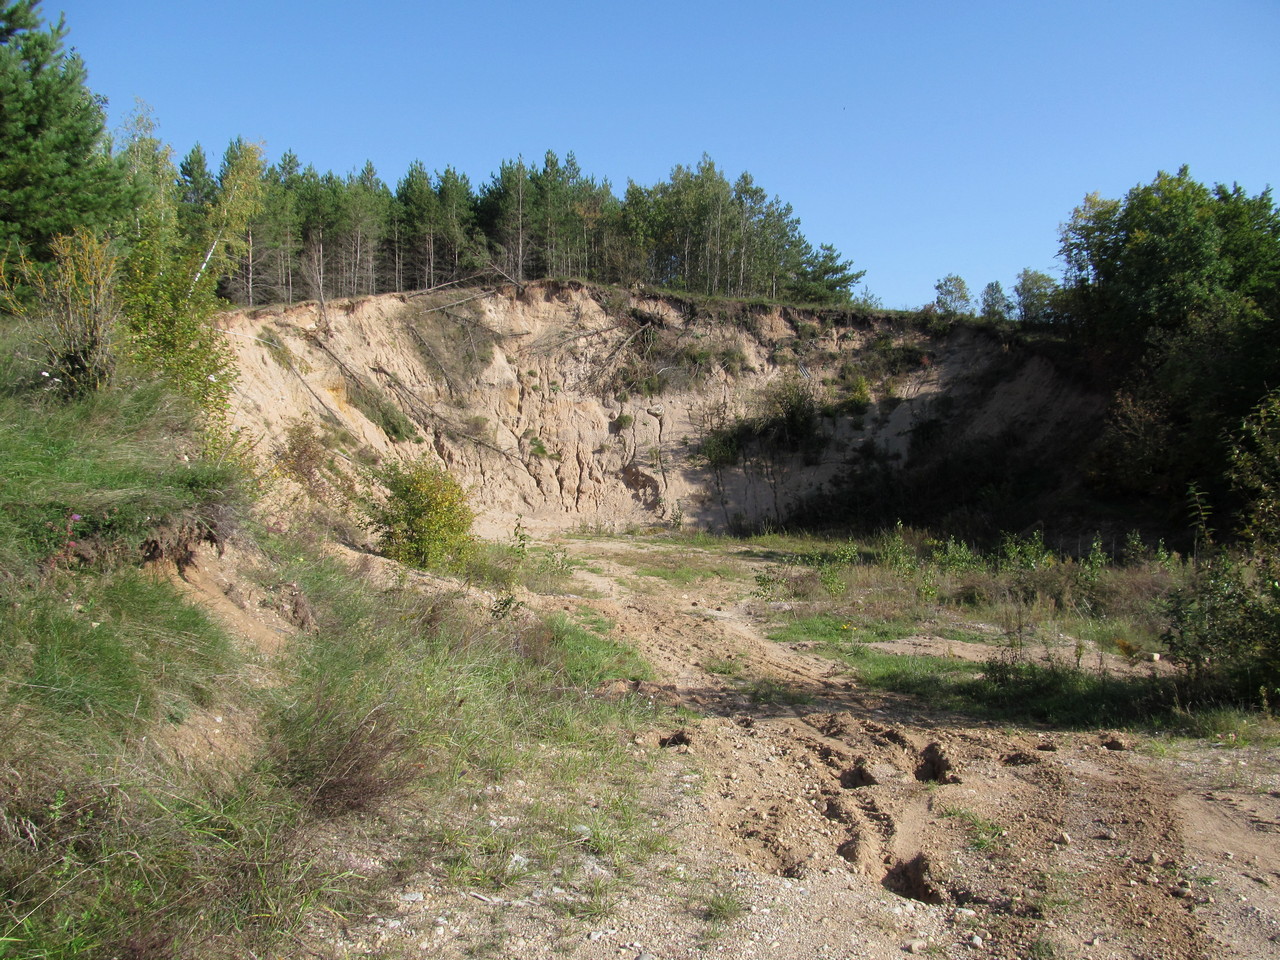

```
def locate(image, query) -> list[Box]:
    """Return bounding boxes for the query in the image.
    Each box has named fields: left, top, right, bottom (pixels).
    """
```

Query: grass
left=0, top=379, right=239, bottom=575
left=702, top=886, right=747, bottom=924
left=704, top=655, right=743, bottom=676
left=941, top=807, right=1005, bottom=851
left=1171, top=707, right=1280, bottom=746
left=740, top=676, right=813, bottom=706
left=1, top=569, right=235, bottom=737
left=538, top=610, right=653, bottom=686
left=0, top=523, right=669, bottom=958
left=346, top=376, right=420, bottom=443
left=772, top=613, right=1177, bottom=728
left=0, top=332, right=668, bottom=958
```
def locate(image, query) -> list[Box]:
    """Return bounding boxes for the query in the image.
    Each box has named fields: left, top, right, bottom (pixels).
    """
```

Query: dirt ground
left=188, top=536, right=1280, bottom=960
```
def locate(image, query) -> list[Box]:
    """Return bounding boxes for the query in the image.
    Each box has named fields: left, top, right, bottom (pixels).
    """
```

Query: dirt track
left=525, top=539, right=1280, bottom=960
left=264, top=536, right=1280, bottom=960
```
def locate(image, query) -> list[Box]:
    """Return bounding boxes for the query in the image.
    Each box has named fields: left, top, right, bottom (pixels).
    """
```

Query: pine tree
left=395, top=160, right=439, bottom=289
left=0, top=0, right=130, bottom=267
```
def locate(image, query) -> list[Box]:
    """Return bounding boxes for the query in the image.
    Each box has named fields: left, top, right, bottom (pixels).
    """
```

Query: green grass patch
left=702, top=886, right=748, bottom=924
left=0, top=382, right=238, bottom=576
left=1, top=570, right=234, bottom=740
left=740, top=677, right=813, bottom=706
left=783, top=615, right=1175, bottom=727
left=635, top=565, right=703, bottom=584
left=770, top=614, right=924, bottom=646
left=346, top=377, right=419, bottom=443
left=704, top=655, right=743, bottom=676
left=941, top=807, right=1005, bottom=851
left=541, top=611, right=652, bottom=686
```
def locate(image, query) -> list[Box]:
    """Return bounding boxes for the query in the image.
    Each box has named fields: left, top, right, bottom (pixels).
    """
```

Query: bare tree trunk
left=246, top=227, right=255, bottom=304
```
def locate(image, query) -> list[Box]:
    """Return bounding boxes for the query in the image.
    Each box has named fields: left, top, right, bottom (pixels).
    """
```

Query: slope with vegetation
left=2, top=1, right=1280, bottom=956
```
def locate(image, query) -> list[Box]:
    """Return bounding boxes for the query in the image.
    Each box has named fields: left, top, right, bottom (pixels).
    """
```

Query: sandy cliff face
left=220, top=282, right=1102, bottom=537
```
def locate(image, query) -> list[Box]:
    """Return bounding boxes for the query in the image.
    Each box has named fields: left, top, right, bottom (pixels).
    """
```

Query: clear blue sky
left=51, top=0, right=1280, bottom=308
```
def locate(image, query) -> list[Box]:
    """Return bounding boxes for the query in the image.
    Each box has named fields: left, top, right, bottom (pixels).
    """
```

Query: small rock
left=1098, top=830, right=1118, bottom=841
left=970, top=934, right=984, bottom=948
left=637, top=953, right=657, bottom=960
left=907, top=940, right=928, bottom=955
left=1171, top=885, right=1194, bottom=898
left=1057, top=831, right=1072, bottom=845
left=399, top=892, right=424, bottom=903
left=955, top=908, right=977, bottom=919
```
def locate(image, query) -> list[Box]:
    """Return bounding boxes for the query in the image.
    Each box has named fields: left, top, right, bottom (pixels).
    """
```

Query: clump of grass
left=741, top=676, right=813, bottom=705
left=702, top=886, right=747, bottom=923
left=941, top=807, right=1005, bottom=851
left=529, top=611, right=653, bottom=686
left=2, top=570, right=235, bottom=737
left=346, top=376, right=419, bottom=442
left=704, top=655, right=743, bottom=676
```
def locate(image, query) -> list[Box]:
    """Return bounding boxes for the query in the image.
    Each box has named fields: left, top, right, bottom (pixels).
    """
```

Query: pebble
left=907, top=940, right=928, bottom=955
left=399, top=892, right=424, bottom=903
left=970, top=934, right=984, bottom=948
left=955, top=908, right=977, bottom=919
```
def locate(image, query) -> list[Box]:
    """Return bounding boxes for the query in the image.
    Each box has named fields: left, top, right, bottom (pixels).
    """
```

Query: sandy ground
left=194, top=287, right=1275, bottom=958
left=195, top=536, right=1275, bottom=960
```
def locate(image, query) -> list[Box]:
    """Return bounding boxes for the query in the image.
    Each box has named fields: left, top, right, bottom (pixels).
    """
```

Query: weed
left=704, top=656, right=743, bottom=677
left=1027, top=938, right=1059, bottom=959
left=559, top=877, right=619, bottom=919
left=346, top=377, right=419, bottom=442
left=702, top=886, right=747, bottom=924
left=741, top=677, right=812, bottom=705
left=941, top=807, right=1005, bottom=851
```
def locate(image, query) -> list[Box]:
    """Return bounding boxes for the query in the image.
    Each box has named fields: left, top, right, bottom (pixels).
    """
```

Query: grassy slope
left=0, top=339, right=661, bottom=958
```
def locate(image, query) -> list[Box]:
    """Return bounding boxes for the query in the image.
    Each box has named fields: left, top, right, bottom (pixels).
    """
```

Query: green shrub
left=1163, top=555, right=1280, bottom=702
left=0, top=230, right=121, bottom=398
left=364, top=459, right=474, bottom=569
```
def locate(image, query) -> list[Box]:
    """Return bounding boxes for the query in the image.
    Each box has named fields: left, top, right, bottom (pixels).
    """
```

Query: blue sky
left=51, top=0, right=1280, bottom=308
